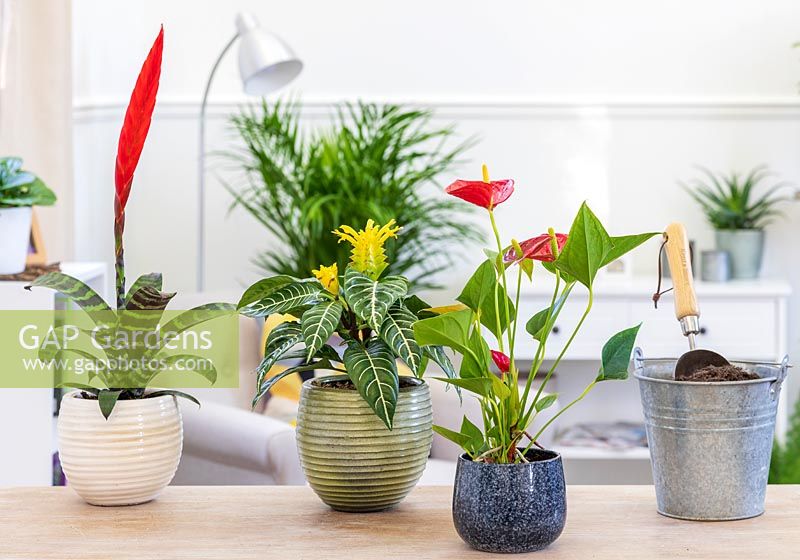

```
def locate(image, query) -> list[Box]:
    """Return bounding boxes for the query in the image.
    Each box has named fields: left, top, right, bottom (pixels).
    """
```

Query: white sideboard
left=513, top=277, right=791, bottom=484
left=0, top=262, right=108, bottom=487
left=516, top=278, right=789, bottom=362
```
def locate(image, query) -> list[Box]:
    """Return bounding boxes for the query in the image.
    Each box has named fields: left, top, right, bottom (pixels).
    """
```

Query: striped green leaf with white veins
left=240, top=281, right=322, bottom=317
left=380, top=303, right=423, bottom=376
left=343, top=338, right=399, bottom=429
left=343, top=268, right=408, bottom=331
left=301, top=300, right=344, bottom=360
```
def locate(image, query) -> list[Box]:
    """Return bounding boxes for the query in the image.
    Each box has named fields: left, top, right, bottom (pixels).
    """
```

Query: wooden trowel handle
left=664, top=223, right=699, bottom=321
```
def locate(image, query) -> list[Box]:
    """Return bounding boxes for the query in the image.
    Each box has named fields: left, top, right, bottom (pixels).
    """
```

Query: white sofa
left=170, top=292, right=553, bottom=486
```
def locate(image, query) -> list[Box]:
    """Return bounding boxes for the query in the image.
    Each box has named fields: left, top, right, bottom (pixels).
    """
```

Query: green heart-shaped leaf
left=597, top=324, right=642, bottom=381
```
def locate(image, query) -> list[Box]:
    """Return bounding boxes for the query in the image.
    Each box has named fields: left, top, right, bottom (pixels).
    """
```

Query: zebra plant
left=239, top=219, right=454, bottom=429
left=25, top=28, right=233, bottom=418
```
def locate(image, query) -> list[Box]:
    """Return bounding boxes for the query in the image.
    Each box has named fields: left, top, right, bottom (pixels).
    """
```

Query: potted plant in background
left=239, top=219, right=453, bottom=512
left=683, top=166, right=789, bottom=279
left=412, top=165, right=658, bottom=553
left=226, top=100, right=480, bottom=290
left=26, top=28, right=233, bottom=507
left=0, top=157, right=56, bottom=274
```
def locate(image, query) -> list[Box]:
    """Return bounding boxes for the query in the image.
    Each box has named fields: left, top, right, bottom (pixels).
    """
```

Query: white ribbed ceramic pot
left=58, top=392, right=183, bottom=506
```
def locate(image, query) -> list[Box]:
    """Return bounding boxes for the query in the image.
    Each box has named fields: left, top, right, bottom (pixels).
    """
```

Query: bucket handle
left=770, top=355, right=790, bottom=401
left=633, top=347, right=645, bottom=374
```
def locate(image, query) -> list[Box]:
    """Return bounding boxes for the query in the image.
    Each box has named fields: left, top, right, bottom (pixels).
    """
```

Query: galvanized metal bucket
left=634, top=348, right=790, bottom=521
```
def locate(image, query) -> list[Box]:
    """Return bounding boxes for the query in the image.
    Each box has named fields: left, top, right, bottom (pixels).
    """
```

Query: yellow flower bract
left=333, top=219, right=401, bottom=279
left=312, top=262, right=339, bottom=294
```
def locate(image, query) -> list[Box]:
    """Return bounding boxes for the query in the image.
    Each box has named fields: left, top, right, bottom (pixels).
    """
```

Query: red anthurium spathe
left=504, top=233, right=568, bottom=264
left=491, top=350, right=510, bottom=374
left=445, top=164, right=514, bottom=210
left=115, top=26, right=164, bottom=217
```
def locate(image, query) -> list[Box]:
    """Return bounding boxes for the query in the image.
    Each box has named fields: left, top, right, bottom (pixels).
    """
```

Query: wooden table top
left=0, top=485, right=797, bottom=559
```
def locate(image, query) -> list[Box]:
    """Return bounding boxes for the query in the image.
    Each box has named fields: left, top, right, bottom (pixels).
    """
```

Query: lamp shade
left=235, top=12, right=302, bottom=95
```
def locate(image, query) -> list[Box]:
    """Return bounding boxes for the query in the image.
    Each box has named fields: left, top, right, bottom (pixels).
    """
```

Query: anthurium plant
left=25, top=28, right=233, bottom=418
left=239, top=219, right=454, bottom=429
left=413, top=165, right=659, bottom=464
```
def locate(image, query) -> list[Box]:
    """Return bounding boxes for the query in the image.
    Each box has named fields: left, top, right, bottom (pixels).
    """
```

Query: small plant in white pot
left=0, top=157, right=56, bottom=274
left=27, top=27, right=233, bottom=507
left=683, top=166, right=789, bottom=279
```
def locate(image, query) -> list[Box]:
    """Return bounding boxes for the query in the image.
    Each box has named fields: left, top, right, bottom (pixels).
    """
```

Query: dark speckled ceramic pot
left=452, top=449, right=566, bottom=553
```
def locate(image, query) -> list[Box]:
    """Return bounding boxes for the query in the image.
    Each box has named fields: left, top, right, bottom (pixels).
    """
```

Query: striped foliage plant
left=239, top=219, right=454, bottom=429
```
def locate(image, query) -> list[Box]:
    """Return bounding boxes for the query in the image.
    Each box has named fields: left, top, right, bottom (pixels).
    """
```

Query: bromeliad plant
left=239, top=219, right=454, bottom=429
left=413, top=165, right=660, bottom=464
left=25, top=28, right=232, bottom=418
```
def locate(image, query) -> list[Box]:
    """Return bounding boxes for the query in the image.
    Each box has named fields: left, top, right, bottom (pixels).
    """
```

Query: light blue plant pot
left=715, top=229, right=764, bottom=280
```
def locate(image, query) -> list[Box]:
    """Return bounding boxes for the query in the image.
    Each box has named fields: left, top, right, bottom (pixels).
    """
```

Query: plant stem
left=524, top=287, right=593, bottom=425
left=488, top=210, right=512, bottom=353
left=520, top=272, right=562, bottom=411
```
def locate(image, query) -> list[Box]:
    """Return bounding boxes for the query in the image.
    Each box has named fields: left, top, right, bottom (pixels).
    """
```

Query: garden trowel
left=663, top=222, right=730, bottom=380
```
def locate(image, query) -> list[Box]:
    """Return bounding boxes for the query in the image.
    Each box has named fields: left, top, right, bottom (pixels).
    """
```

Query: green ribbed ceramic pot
left=296, top=375, right=433, bottom=512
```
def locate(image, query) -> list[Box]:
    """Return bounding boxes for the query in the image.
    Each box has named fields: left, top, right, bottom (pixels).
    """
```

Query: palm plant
left=225, top=100, right=479, bottom=290
left=683, top=166, right=788, bottom=230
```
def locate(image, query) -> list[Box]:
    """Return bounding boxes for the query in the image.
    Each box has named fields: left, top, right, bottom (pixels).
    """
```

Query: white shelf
left=554, top=445, right=651, bottom=460
left=517, top=276, right=792, bottom=298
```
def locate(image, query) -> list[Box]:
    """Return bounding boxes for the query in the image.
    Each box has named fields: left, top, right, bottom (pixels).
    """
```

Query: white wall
left=71, top=1, right=800, bottom=380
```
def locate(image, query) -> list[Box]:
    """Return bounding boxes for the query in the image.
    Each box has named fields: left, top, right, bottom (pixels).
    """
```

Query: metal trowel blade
left=674, top=349, right=730, bottom=380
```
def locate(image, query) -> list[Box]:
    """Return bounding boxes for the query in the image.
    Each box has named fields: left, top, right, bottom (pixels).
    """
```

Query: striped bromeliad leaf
left=240, top=281, right=323, bottom=318
left=256, top=321, right=303, bottom=390
left=379, top=303, right=423, bottom=376
left=153, top=354, right=217, bottom=386
left=343, top=338, right=399, bottom=429
left=123, top=273, right=163, bottom=307
left=111, top=285, right=177, bottom=369
left=26, top=272, right=116, bottom=325
left=142, top=302, right=236, bottom=361
left=343, top=268, right=408, bottom=331
left=300, top=300, right=343, bottom=360
left=123, top=285, right=176, bottom=333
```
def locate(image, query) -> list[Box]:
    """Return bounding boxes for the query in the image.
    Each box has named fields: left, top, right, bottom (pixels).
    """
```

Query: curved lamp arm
left=197, top=32, right=239, bottom=292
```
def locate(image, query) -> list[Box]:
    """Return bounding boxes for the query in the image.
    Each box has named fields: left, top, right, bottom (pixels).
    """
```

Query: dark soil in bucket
left=318, top=377, right=419, bottom=390
left=679, top=364, right=760, bottom=382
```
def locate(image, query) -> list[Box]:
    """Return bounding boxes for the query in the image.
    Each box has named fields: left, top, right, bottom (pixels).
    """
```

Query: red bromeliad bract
left=115, top=27, right=163, bottom=214
left=491, top=350, right=510, bottom=374
left=504, top=233, right=568, bottom=264
left=113, top=26, right=164, bottom=308
left=445, top=164, right=513, bottom=210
